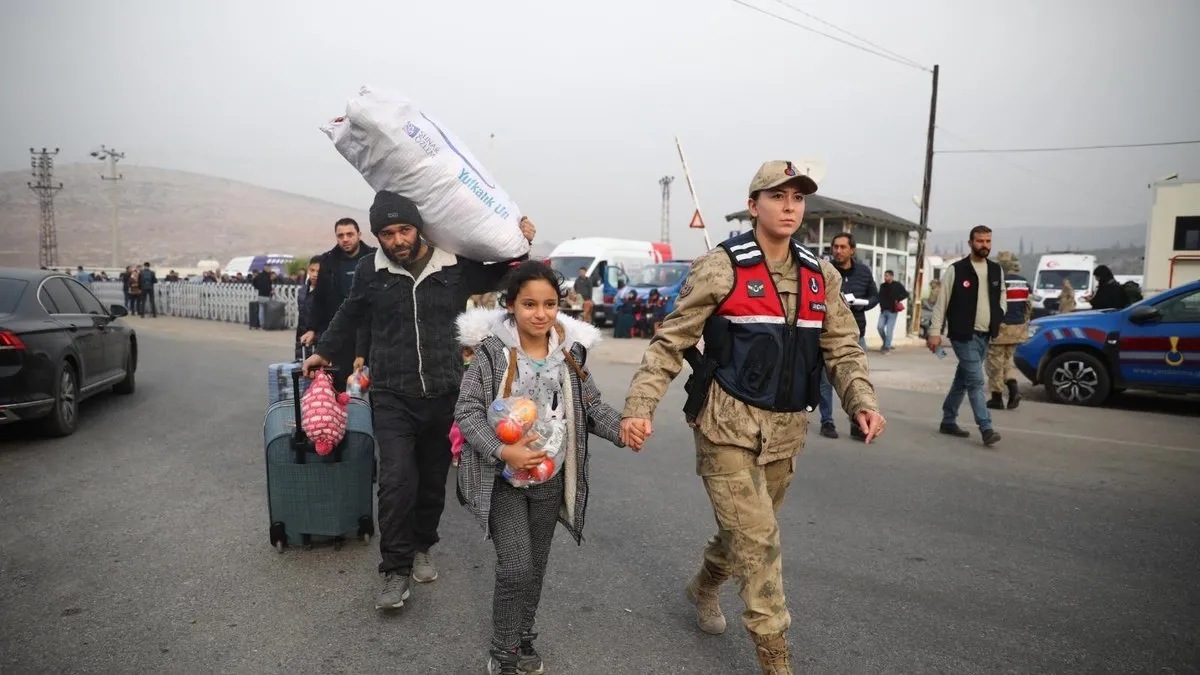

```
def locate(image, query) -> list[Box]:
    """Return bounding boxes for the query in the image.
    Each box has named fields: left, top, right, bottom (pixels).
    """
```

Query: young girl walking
left=454, top=261, right=631, bottom=675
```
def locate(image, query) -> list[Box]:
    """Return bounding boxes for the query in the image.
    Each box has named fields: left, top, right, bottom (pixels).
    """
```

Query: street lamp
left=91, top=145, right=125, bottom=268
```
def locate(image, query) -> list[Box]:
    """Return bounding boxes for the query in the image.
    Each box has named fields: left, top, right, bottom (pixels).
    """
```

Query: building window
left=1175, top=216, right=1200, bottom=251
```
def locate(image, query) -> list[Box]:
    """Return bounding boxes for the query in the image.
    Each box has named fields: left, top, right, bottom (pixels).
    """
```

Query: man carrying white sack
left=304, top=190, right=536, bottom=612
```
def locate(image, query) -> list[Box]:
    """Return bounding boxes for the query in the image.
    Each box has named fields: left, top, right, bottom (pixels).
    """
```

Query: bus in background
left=548, top=238, right=670, bottom=326
left=222, top=254, right=295, bottom=279
left=1032, top=253, right=1097, bottom=317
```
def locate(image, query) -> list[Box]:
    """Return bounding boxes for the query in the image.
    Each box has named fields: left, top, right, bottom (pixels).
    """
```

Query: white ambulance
left=1032, top=253, right=1097, bottom=315
left=547, top=238, right=671, bottom=326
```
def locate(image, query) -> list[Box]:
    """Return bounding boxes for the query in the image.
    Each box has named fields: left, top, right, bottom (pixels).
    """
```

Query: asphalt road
left=1, top=320, right=1198, bottom=674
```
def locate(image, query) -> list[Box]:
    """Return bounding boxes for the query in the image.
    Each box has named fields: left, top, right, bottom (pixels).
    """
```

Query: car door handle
left=67, top=325, right=78, bottom=332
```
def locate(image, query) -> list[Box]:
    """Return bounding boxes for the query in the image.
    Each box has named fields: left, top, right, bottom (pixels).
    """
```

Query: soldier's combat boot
left=752, top=631, right=794, bottom=675
left=986, top=392, right=1005, bottom=410
left=685, top=564, right=727, bottom=635
left=1006, top=379, right=1021, bottom=409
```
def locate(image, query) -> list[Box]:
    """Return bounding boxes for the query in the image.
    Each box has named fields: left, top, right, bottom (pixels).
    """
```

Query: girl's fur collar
left=455, top=307, right=602, bottom=351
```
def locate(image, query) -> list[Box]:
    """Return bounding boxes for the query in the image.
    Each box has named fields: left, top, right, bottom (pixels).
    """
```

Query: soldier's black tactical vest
left=1002, top=272, right=1029, bottom=325
left=701, top=232, right=827, bottom=413
left=946, top=256, right=1004, bottom=342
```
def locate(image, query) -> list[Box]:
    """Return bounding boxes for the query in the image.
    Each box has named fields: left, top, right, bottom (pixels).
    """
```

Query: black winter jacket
left=826, top=257, right=879, bottom=337
left=307, top=243, right=376, bottom=359
left=315, top=247, right=524, bottom=398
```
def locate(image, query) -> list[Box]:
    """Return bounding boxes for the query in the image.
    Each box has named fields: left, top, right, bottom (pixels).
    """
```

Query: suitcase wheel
left=358, top=515, right=375, bottom=544
left=270, top=521, right=287, bottom=553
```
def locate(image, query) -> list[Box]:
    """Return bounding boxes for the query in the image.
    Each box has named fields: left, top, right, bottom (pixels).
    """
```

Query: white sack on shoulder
left=321, top=86, right=529, bottom=263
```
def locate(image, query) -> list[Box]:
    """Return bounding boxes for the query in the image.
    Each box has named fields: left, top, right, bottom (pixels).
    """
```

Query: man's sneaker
left=820, top=423, right=839, bottom=439
left=982, top=429, right=1002, bottom=446
left=412, top=551, right=438, bottom=583
left=939, top=424, right=970, bottom=438
left=375, top=572, right=411, bottom=611
left=487, top=648, right=520, bottom=675
left=518, top=633, right=545, bottom=674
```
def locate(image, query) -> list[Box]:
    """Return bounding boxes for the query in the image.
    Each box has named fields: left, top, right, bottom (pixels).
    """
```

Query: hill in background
left=0, top=164, right=557, bottom=271
left=929, top=223, right=1146, bottom=256
left=0, top=164, right=373, bottom=269
left=929, top=223, right=1146, bottom=276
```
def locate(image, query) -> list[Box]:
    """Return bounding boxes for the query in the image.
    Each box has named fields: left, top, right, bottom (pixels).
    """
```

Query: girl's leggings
left=488, top=472, right=564, bottom=651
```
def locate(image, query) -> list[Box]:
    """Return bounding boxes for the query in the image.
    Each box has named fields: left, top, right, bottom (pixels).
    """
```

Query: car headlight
left=1031, top=292, right=1043, bottom=302
left=1028, top=324, right=1044, bottom=339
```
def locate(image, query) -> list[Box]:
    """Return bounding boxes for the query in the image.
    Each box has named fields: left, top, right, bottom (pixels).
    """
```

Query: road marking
left=884, top=413, right=1200, bottom=454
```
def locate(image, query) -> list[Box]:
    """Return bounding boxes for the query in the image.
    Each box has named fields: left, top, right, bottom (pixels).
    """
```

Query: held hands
left=620, top=417, right=654, bottom=452
left=300, top=330, right=316, bottom=347
left=353, top=357, right=365, bottom=372
left=500, top=433, right=547, bottom=471
left=855, top=410, right=887, bottom=444
left=519, top=217, right=536, bottom=244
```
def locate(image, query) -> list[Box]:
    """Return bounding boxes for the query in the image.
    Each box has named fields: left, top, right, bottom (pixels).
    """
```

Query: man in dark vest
left=985, top=257, right=1030, bottom=410
left=926, top=225, right=1006, bottom=446
left=620, top=160, right=885, bottom=674
left=300, top=217, right=376, bottom=392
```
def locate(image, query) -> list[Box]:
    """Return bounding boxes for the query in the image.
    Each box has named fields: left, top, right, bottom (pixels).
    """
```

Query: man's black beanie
left=369, top=190, right=424, bottom=235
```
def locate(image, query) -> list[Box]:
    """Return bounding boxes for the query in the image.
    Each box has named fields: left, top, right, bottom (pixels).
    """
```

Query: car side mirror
left=110, top=304, right=128, bottom=317
left=1128, top=304, right=1159, bottom=324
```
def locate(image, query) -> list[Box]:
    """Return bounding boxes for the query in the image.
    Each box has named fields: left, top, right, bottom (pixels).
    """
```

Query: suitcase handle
left=290, top=369, right=311, bottom=464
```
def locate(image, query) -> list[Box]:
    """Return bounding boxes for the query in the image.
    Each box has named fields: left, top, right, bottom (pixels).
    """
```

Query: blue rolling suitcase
left=265, top=370, right=375, bottom=552
left=267, top=361, right=310, bottom=405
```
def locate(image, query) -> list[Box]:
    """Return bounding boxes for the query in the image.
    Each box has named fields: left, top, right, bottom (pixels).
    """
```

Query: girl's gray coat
left=453, top=308, right=624, bottom=544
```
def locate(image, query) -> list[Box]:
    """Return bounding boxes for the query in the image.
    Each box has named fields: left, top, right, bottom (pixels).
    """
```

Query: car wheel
left=113, top=342, right=136, bottom=395
left=42, top=363, right=79, bottom=437
left=1044, top=351, right=1110, bottom=406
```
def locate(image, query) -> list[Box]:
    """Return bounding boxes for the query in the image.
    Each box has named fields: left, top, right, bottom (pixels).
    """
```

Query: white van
left=548, top=238, right=671, bottom=326
left=1032, top=253, right=1097, bottom=315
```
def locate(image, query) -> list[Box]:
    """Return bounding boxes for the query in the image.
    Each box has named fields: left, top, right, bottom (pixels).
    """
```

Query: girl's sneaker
left=518, top=633, right=545, bottom=674
left=487, top=648, right=520, bottom=675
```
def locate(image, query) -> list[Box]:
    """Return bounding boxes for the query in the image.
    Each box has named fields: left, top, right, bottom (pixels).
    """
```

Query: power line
left=729, top=0, right=931, bottom=73
left=937, top=139, right=1200, bottom=154
left=766, top=0, right=927, bottom=71
left=934, top=126, right=1144, bottom=217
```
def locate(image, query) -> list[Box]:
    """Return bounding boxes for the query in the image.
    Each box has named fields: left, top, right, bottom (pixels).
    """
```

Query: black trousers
left=372, top=390, right=456, bottom=575
left=137, top=289, right=157, bottom=317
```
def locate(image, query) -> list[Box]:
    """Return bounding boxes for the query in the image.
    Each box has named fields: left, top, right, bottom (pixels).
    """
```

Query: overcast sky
left=2, top=0, right=1197, bottom=258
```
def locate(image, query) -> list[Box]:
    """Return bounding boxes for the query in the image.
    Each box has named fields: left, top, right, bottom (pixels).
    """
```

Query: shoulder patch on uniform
left=678, top=275, right=694, bottom=299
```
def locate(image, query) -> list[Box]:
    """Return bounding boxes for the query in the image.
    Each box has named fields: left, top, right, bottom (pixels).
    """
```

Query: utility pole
left=909, top=64, right=939, bottom=336
left=659, top=175, right=674, bottom=244
left=91, top=145, right=125, bottom=268
left=28, top=148, right=64, bottom=268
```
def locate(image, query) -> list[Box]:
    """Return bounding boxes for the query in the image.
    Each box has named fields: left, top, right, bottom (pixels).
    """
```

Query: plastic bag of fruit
left=487, top=396, right=566, bottom=488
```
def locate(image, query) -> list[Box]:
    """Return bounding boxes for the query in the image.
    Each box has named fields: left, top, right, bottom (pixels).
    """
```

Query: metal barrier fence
left=91, top=281, right=302, bottom=330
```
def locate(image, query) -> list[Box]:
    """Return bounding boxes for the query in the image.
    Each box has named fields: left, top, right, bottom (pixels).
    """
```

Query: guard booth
left=1143, top=179, right=1200, bottom=292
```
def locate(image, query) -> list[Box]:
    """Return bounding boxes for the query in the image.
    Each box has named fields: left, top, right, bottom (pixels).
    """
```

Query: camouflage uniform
left=623, top=240, right=878, bottom=661
left=986, top=261, right=1032, bottom=400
